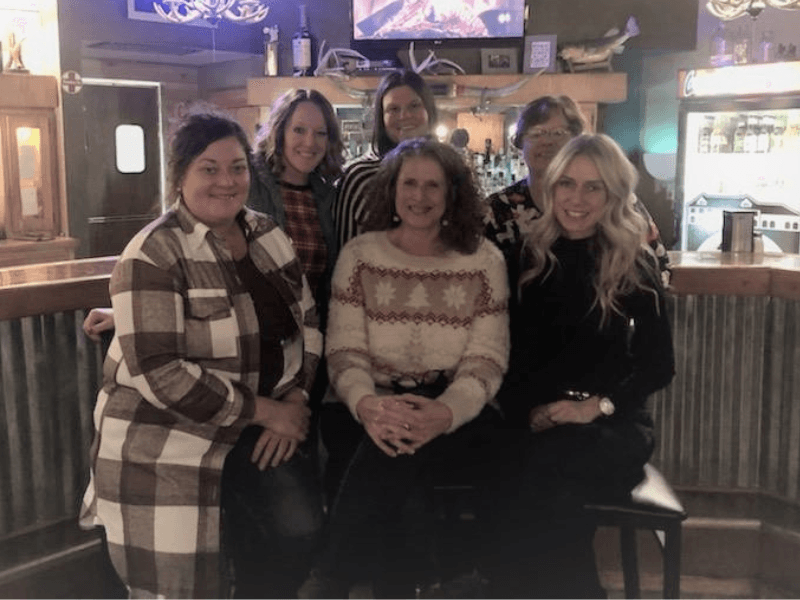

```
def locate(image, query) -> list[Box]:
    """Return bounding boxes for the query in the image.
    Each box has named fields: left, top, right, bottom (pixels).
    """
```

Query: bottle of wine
left=292, top=4, right=314, bottom=76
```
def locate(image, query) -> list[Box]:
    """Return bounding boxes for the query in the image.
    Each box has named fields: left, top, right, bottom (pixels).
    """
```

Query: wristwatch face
left=599, top=397, right=615, bottom=416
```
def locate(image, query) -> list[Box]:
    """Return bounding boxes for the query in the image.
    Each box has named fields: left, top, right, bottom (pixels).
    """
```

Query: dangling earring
left=441, top=218, right=449, bottom=227
left=392, top=213, right=400, bottom=223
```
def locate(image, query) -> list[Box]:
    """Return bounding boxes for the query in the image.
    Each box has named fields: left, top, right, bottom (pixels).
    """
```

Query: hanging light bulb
left=153, top=0, right=269, bottom=26
left=706, top=0, right=800, bottom=20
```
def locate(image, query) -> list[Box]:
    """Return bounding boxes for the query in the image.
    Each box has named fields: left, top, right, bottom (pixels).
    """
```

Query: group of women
left=80, top=68, right=675, bottom=599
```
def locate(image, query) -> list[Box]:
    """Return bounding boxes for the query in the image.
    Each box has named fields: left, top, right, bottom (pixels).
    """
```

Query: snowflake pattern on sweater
left=326, top=231, right=510, bottom=432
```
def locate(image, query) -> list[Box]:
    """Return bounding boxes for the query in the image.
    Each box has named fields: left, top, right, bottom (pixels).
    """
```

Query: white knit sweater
left=326, top=231, right=510, bottom=432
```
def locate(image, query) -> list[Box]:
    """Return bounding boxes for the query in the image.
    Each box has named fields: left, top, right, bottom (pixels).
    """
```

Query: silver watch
left=599, top=396, right=615, bottom=416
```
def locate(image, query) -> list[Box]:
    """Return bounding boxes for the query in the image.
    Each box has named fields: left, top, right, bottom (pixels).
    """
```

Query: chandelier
left=706, top=0, right=800, bottom=20
left=153, top=0, right=269, bottom=25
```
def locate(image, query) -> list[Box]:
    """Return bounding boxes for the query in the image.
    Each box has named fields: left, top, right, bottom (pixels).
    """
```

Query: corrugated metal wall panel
left=0, top=311, right=102, bottom=539
left=653, top=294, right=798, bottom=507
left=1, top=293, right=798, bottom=540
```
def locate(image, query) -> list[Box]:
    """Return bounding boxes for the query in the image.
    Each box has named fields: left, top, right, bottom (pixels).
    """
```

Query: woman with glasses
left=483, top=95, right=669, bottom=287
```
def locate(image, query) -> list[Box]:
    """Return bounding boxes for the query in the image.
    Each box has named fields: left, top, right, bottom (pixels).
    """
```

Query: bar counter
left=669, top=250, right=800, bottom=300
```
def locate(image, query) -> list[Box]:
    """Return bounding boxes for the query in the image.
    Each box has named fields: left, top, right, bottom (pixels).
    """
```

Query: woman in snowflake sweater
left=299, top=138, right=510, bottom=599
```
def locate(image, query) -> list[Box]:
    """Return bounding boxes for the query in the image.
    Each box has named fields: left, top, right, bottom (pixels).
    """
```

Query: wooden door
left=63, top=81, right=162, bottom=257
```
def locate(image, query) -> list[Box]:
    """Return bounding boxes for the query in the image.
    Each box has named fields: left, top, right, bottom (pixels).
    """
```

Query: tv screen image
left=352, top=0, right=525, bottom=41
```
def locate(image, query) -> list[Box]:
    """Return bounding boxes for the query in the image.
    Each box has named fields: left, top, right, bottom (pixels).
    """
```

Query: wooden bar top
left=669, top=251, right=800, bottom=300
left=0, top=257, right=116, bottom=321
left=3, top=250, right=800, bottom=322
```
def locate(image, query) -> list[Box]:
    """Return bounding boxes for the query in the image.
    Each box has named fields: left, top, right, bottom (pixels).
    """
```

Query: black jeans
left=316, top=406, right=503, bottom=598
left=221, top=425, right=325, bottom=599
left=486, top=418, right=653, bottom=599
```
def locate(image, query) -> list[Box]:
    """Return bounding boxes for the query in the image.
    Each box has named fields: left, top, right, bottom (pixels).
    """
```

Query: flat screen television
left=351, top=0, right=527, bottom=59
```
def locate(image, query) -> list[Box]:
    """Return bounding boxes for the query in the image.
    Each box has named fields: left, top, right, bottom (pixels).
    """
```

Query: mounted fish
left=559, top=15, right=640, bottom=73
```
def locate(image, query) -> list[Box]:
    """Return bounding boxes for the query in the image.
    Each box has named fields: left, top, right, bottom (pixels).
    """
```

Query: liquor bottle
left=697, top=116, right=713, bottom=154
left=771, top=114, right=787, bottom=152
left=758, top=31, right=775, bottom=63
left=744, top=115, right=759, bottom=153
left=263, top=25, right=278, bottom=76
left=292, top=4, right=314, bottom=76
left=757, top=115, right=774, bottom=153
left=710, top=119, right=729, bottom=154
left=709, top=22, right=732, bottom=66
left=733, top=27, right=749, bottom=64
left=733, top=117, right=747, bottom=153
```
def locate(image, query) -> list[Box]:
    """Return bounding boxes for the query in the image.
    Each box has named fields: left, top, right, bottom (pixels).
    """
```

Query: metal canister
left=721, top=210, right=756, bottom=252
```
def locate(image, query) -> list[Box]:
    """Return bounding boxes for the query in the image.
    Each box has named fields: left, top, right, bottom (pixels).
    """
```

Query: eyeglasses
left=523, top=127, right=571, bottom=142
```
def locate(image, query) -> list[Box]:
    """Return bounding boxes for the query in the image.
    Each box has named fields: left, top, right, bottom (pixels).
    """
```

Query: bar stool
left=584, top=463, right=687, bottom=599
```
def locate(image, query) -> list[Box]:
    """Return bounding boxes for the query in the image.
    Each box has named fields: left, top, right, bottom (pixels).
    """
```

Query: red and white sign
left=61, top=71, right=83, bottom=95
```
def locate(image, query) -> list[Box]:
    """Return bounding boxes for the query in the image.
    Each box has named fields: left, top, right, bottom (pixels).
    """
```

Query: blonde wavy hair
left=520, top=134, right=659, bottom=325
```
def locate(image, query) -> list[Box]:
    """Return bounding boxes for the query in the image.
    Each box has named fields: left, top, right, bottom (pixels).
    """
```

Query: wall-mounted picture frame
left=480, top=48, right=518, bottom=75
left=127, top=0, right=212, bottom=27
left=523, top=34, right=558, bottom=73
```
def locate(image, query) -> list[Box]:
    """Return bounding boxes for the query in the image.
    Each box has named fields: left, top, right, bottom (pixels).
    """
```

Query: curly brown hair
left=362, top=138, right=484, bottom=254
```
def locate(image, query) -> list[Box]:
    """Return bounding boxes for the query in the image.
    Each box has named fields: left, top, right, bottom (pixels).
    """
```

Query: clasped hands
left=356, top=394, right=453, bottom=457
left=251, top=388, right=310, bottom=471
left=529, top=396, right=601, bottom=432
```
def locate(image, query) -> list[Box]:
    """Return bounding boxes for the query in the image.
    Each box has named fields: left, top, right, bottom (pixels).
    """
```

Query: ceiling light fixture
left=706, top=0, right=800, bottom=20
left=153, top=0, right=269, bottom=25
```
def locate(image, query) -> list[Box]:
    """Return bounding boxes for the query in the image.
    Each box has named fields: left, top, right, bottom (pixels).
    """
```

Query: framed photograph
left=127, top=0, right=212, bottom=27
left=480, top=48, right=518, bottom=75
left=523, top=34, right=558, bottom=73
left=341, top=120, right=363, bottom=134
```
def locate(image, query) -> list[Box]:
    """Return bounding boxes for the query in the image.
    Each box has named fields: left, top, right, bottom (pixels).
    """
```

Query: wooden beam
left=0, top=74, right=59, bottom=109
left=247, top=72, right=628, bottom=109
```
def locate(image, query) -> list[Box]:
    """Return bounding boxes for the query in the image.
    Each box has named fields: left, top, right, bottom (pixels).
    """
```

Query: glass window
left=16, top=127, right=42, bottom=217
left=115, top=124, right=146, bottom=173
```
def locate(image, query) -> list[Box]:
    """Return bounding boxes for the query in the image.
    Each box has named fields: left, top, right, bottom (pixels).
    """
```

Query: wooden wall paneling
left=206, top=88, right=260, bottom=142
left=0, top=75, right=58, bottom=110
left=455, top=112, right=504, bottom=154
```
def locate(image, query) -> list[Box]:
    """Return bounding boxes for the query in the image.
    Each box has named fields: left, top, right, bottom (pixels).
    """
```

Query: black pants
left=316, top=406, right=503, bottom=598
left=221, top=426, right=325, bottom=599
left=486, top=419, right=653, bottom=599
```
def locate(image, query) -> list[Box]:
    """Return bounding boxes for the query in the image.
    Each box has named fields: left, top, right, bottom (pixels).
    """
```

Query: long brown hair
left=254, top=88, right=345, bottom=181
left=371, top=70, right=438, bottom=157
